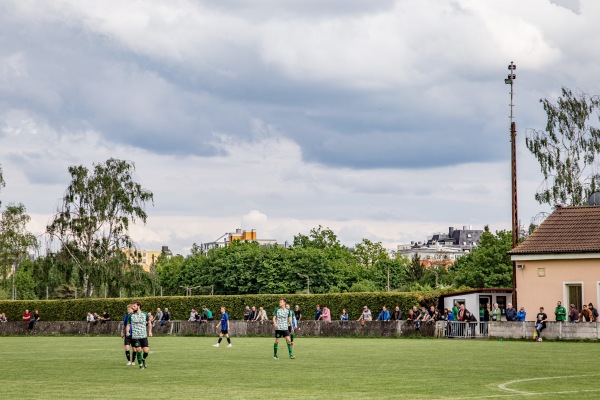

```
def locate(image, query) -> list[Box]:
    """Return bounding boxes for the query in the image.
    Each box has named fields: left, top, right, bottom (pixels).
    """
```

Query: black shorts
left=275, top=330, right=289, bottom=338
left=132, top=337, right=149, bottom=348
left=124, top=336, right=132, bottom=346
left=220, top=330, right=228, bottom=335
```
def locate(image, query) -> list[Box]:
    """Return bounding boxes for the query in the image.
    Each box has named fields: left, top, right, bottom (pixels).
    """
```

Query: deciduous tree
left=352, top=239, right=389, bottom=269
left=46, top=158, right=153, bottom=297
left=450, top=227, right=512, bottom=288
left=0, top=203, right=38, bottom=280
left=526, top=87, right=600, bottom=206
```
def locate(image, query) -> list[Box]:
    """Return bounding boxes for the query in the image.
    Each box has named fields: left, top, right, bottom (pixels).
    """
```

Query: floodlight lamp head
left=505, top=78, right=512, bottom=84
left=508, top=64, right=516, bottom=70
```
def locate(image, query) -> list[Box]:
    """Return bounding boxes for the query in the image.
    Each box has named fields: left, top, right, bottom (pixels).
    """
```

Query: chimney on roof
left=448, top=227, right=454, bottom=236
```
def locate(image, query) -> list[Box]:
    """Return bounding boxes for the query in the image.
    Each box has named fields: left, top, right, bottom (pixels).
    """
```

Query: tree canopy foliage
left=0, top=204, right=38, bottom=278
left=1, top=160, right=516, bottom=300
left=449, top=227, right=512, bottom=288
left=46, top=158, right=154, bottom=297
left=154, top=228, right=462, bottom=297
left=0, top=166, right=38, bottom=299
left=526, top=87, right=600, bottom=206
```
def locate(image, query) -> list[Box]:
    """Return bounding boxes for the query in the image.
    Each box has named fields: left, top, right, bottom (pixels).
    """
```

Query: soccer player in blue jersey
left=121, top=304, right=136, bottom=366
left=273, top=298, right=294, bottom=360
left=213, top=306, right=232, bottom=348
left=126, top=301, right=152, bottom=369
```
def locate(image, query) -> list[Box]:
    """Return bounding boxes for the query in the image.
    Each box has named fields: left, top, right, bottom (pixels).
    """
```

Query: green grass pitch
left=1, top=336, right=599, bottom=399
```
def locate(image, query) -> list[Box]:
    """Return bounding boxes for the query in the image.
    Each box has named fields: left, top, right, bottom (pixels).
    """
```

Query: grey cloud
left=549, top=0, right=581, bottom=13
left=2, top=0, right=598, bottom=176
left=5, top=152, right=67, bottom=185
left=208, top=0, right=396, bottom=20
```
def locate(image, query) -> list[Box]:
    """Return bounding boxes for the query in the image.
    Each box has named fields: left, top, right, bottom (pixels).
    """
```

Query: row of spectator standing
left=10, top=300, right=598, bottom=328
left=464, top=301, right=600, bottom=323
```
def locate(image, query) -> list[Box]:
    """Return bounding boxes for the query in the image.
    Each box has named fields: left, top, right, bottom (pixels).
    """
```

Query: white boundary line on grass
left=498, top=374, right=600, bottom=395
left=431, top=374, right=600, bottom=400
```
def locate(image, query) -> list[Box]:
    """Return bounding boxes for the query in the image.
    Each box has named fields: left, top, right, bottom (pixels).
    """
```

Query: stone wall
left=0, top=321, right=122, bottom=335
left=488, top=321, right=600, bottom=340
left=3, top=320, right=598, bottom=339
left=0, top=320, right=435, bottom=337
left=179, top=320, right=435, bottom=337
left=0, top=321, right=175, bottom=336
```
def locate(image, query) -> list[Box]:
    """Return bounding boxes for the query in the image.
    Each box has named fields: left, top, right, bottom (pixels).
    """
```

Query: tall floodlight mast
left=505, top=61, right=518, bottom=306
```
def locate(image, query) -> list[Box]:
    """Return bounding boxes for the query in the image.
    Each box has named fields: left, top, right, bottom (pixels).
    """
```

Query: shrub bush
left=0, top=292, right=440, bottom=321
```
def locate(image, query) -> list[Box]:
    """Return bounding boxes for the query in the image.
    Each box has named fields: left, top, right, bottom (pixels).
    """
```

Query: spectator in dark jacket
left=505, top=303, right=517, bottom=321
left=392, top=306, right=402, bottom=321
left=458, top=304, right=468, bottom=321
left=535, top=307, right=548, bottom=341
left=160, top=308, right=171, bottom=326
left=465, top=310, right=478, bottom=336
left=569, top=304, right=579, bottom=323
left=29, top=310, right=40, bottom=330
left=482, top=304, right=491, bottom=323
left=428, top=305, right=440, bottom=321
left=314, top=305, right=322, bottom=321
left=588, top=303, right=599, bottom=322
left=441, top=308, right=451, bottom=321
left=243, top=306, right=252, bottom=321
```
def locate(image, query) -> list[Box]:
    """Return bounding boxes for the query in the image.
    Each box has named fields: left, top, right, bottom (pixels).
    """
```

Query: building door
left=479, top=295, right=491, bottom=320
left=567, top=284, right=582, bottom=311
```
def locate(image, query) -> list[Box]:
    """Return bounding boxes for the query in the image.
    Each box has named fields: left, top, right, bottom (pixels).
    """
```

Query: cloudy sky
left=1, top=0, right=598, bottom=255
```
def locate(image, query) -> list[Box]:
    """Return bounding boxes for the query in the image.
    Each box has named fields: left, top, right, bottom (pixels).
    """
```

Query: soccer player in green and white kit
left=285, top=302, right=296, bottom=347
left=273, top=298, right=294, bottom=360
left=126, top=301, right=152, bottom=369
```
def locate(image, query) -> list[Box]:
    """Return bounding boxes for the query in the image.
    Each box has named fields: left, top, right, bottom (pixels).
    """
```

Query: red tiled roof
left=438, top=288, right=513, bottom=298
left=509, top=205, right=600, bottom=254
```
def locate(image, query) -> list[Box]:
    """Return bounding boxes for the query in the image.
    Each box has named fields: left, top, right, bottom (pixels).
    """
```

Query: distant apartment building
left=199, top=229, right=277, bottom=252
left=397, top=226, right=483, bottom=268
left=427, top=225, right=483, bottom=247
left=122, top=245, right=173, bottom=272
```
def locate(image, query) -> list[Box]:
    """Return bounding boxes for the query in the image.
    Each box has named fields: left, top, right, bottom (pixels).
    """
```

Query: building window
left=566, top=284, right=583, bottom=312
left=496, top=296, right=507, bottom=314
left=143, top=252, right=146, bottom=257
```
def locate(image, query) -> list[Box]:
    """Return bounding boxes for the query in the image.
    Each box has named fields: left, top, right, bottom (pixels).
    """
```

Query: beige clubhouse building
left=509, top=205, right=600, bottom=320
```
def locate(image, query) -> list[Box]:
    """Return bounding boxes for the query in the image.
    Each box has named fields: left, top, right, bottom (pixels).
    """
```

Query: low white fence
left=436, top=321, right=489, bottom=338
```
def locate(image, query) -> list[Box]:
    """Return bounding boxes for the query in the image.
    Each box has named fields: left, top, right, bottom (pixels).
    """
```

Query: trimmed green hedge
left=0, top=292, right=439, bottom=322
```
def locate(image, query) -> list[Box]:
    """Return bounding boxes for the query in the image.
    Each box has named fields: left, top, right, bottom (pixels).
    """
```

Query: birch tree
left=526, top=87, right=600, bottom=206
left=46, top=158, right=153, bottom=297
